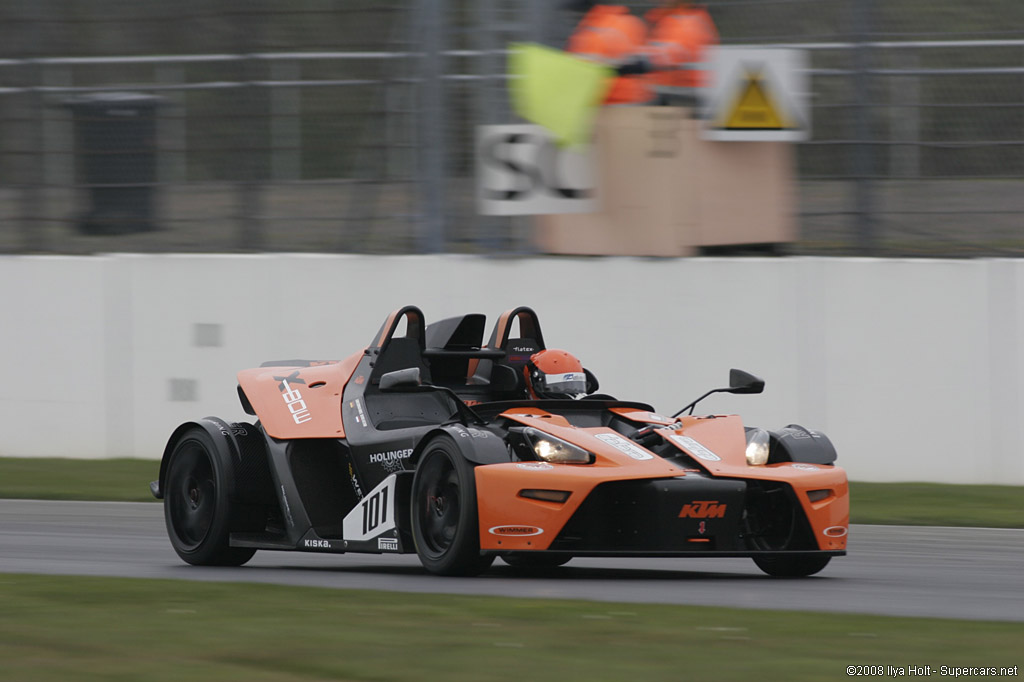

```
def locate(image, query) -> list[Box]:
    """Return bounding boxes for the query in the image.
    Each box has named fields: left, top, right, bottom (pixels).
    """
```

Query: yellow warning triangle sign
left=719, top=68, right=791, bottom=130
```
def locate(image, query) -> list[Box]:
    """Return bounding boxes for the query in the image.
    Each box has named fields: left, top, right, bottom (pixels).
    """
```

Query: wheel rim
left=168, top=442, right=217, bottom=550
left=417, top=452, right=461, bottom=558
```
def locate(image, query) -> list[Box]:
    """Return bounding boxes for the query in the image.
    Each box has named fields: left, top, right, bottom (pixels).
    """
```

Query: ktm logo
left=679, top=500, right=727, bottom=519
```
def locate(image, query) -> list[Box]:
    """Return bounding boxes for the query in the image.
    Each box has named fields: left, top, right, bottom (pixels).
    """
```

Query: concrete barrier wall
left=1, top=253, right=1021, bottom=484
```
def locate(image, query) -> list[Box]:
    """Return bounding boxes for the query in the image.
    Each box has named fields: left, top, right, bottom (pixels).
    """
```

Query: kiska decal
left=679, top=500, right=727, bottom=519
left=276, top=371, right=311, bottom=424
left=489, top=525, right=544, bottom=537
left=670, top=435, right=721, bottom=462
left=594, top=432, right=654, bottom=460
left=303, top=539, right=331, bottom=549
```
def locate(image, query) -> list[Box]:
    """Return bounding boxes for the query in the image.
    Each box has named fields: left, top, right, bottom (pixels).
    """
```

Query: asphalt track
left=1, top=500, right=1021, bottom=622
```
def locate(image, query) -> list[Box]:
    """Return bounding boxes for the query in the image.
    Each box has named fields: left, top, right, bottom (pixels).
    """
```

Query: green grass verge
left=850, top=482, right=1024, bottom=528
left=0, top=457, right=158, bottom=503
left=0, top=458, right=1021, bottom=528
left=0, top=574, right=1020, bottom=682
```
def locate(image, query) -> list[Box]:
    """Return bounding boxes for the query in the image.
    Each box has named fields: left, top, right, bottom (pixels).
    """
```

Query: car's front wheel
left=164, top=427, right=257, bottom=567
left=501, top=553, right=572, bottom=570
left=411, top=435, right=494, bottom=576
left=753, top=553, right=831, bottom=577
left=745, top=482, right=831, bottom=577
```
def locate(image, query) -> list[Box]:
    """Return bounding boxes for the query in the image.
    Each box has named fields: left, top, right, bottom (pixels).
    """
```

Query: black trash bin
left=65, top=92, right=162, bottom=235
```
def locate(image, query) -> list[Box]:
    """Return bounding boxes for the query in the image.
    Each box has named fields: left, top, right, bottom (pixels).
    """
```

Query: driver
left=524, top=349, right=588, bottom=399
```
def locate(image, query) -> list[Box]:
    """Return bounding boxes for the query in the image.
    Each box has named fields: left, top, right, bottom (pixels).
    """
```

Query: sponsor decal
left=791, top=463, right=819, bottom=471
left=378, top=537, right=399, bottom=551
left=511, top=346, right=535, bottom=353
left=354, top=375, right=365, bottom=385
left=488, top=525, right=544, bottom=537
left=594, top=432, right=654, bottom=460
left=280, top=485, right=294, bottom=527
left=679, top=500, right=728, bottom=519
left=369, top=448, right=413, bottom=465
left=516, top=462, right=554, bottom=471
left=219, top=425, right=248, bottom=437
left=276, top=371, right=311, bottom=424
left=454, top=426, right=491, bottom=439
left=348, top=462, right=364, bottom=500
left=698, top=520, right=707, bottom=535
left=303, top=539, right=330, bottom=549
left=350, top=398, right=368, bottom=428
left=546, top=372, right=585, bottom=384
left=824, top=526, right=848, bottom=538
left=670, top=435, right=721, bottom=462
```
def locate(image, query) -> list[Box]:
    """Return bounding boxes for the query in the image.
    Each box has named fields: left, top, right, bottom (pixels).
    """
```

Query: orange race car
left=151, top=305, right=848, bottom=577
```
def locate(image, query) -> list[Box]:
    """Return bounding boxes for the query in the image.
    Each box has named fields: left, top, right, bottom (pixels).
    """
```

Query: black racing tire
left=501, top=553, right=572, bottom=570
left=744, top=482, right=830, bottom=577
left=411, top=435, right=494, bottom=576
left=163, top=427, right=257, bottom=567
left=753, top=553, right=832, bottom=578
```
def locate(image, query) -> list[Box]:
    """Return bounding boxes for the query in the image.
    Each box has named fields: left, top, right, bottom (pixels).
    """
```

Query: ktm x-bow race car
left=151, top=306, right=848, bottom=577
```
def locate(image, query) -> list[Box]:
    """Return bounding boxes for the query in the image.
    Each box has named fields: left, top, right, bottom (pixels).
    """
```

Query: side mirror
left=379, top=367, right=422, bottom=391
left=728, top=368, right=765, bottom=395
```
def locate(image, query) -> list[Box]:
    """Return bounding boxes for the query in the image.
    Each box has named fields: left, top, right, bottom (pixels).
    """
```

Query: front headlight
left=745, top=427, right=770, bottom=466
left=523, top=427, right=593, bottom=464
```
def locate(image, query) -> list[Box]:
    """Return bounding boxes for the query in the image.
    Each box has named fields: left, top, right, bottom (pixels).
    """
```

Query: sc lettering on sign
left=475, top=124, right=596, bottom=216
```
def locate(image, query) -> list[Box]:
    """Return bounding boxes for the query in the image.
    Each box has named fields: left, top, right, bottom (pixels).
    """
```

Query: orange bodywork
left=476, top=409, right=848, bottom=552
left=237, top=351, right=363, bottom=439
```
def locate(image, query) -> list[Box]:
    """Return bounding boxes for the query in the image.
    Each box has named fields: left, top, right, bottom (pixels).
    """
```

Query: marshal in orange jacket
left=567, top=4, right=651, bottom=104
left=646, top=3, right=719, bottom=90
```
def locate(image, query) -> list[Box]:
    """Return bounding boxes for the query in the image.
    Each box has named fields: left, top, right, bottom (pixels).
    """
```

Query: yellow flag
left=508, top=42, right=613, bottom=147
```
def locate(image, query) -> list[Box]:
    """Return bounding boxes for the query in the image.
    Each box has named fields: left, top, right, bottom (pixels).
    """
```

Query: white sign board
left=476, top=124, right=596, bottom=216
left=702, top=47, right=810, bottom=142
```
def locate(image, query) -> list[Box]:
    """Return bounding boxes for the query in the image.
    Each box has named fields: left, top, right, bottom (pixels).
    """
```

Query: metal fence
left=1, top=0, right=1023, bottom=256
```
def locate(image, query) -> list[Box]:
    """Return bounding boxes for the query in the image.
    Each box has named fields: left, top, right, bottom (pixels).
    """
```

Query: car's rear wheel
left=501, top=553, right=572, bottom=570
left=164, top=427, right=257, bottom=567
left=411, top=436, right=494, bottom=576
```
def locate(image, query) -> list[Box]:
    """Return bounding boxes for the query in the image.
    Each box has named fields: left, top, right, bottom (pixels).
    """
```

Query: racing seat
left=471, top=306, right=547, bottom=401
left=365, top=308, right=458, bottom=430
